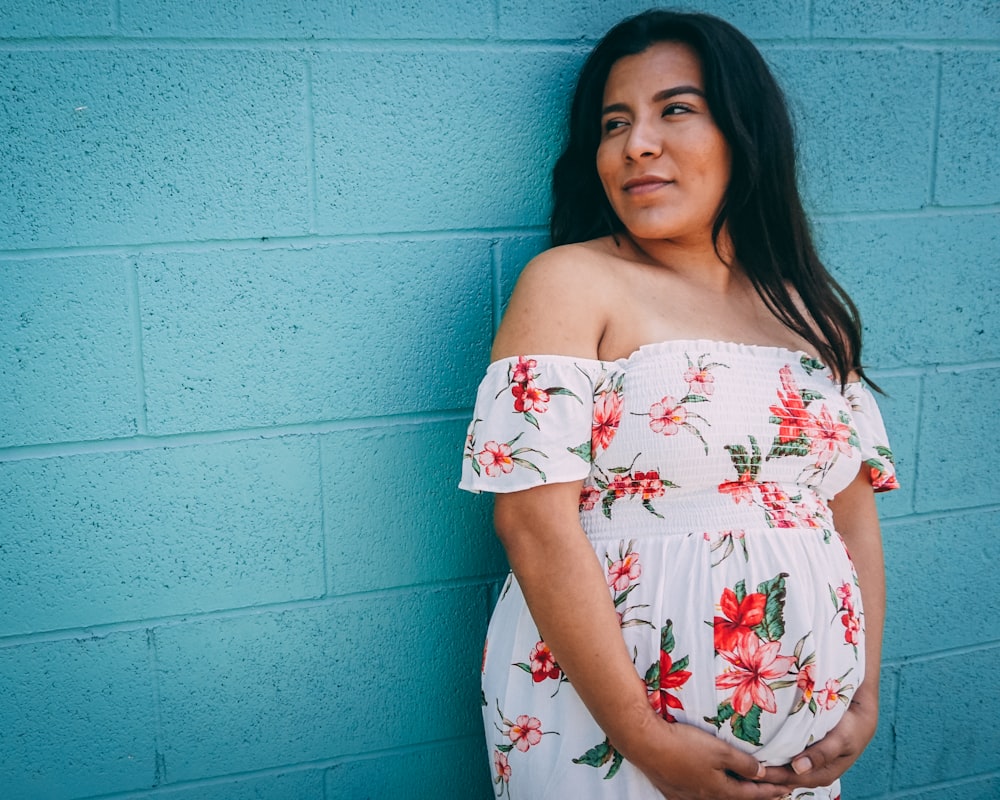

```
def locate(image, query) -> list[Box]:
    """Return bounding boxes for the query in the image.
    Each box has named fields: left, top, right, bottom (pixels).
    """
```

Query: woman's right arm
left=488, top=251, right=793, bottom=799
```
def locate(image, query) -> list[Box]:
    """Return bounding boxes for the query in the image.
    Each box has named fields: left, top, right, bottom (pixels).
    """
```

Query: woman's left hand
left=761, top=684, right=879, bottom=789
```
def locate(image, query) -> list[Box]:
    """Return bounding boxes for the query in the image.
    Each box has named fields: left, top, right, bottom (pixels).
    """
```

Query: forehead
left=602, top=41, right=704, bottom=101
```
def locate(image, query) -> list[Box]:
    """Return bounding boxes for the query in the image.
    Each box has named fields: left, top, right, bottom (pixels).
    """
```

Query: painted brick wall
left=0, top=2, right=996, bottom=798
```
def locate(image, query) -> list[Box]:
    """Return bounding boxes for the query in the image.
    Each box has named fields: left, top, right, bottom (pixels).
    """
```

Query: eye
left=602, top=118, right=628, bottom=134
left=662, top=103, right=695, bottom=117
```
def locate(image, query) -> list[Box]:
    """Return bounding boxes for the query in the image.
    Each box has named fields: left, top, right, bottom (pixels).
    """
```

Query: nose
left=624, top=116, right=662, bottom=161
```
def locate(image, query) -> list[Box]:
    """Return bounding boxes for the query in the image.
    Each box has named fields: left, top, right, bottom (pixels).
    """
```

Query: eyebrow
left=601, top=85, right=706, bottom=116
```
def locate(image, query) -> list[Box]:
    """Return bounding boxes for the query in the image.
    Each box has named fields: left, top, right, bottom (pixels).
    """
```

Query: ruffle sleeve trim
left=847, top=382, right=900, bottom=493
left=459, top=355, right=615, bottom=494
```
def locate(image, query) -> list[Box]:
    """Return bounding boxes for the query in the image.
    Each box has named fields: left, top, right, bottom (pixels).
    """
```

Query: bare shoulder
left=491, top=241, right=618, bottom=361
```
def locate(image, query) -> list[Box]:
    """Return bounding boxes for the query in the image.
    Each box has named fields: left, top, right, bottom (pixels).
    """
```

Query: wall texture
left=1, top=1, right=997, bottom=798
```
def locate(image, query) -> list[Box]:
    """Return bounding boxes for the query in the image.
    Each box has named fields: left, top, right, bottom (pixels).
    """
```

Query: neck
left=622, top=229, right=744, bottom=293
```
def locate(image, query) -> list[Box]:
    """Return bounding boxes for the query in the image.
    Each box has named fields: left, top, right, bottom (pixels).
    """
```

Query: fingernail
left=791, top=756, right=812, bottom=774
left=756, top=761, right=766, bottom=779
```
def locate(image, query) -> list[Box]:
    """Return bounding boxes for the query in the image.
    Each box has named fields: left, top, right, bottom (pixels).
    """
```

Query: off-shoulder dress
left=459, top=340, right=898, bottom=799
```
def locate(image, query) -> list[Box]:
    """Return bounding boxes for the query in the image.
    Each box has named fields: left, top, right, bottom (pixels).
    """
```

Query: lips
left=622, top=175, right=673, bottom=194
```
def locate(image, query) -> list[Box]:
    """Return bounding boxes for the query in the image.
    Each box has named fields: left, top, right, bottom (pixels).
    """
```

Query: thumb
left=791, top=738, right=832, bottom=775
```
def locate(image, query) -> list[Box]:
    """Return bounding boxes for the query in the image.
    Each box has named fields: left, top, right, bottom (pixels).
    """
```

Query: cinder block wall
left=1, top=2, right=997, bottom=798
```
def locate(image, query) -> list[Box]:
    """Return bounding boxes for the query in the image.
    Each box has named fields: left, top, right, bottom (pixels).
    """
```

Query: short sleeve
left=847, top=383, right=900, bottom=492
left=459, top=355, right=605, bottom=494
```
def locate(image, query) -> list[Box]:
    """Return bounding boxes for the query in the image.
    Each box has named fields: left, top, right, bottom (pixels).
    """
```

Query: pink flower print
left=579, top=486, right=601, bottom=512
left=770, top=365, right=811, bottom=443
left=648, top=396, right=687, bottom=436
left=512, top=382, right=550, bottom=414
left=511, top=356, right=537, bottom=385
left=842, top=611, right=861, bottom=645
left=716, top=636, right=797, bottom=715
left=714, top=588, right=767, bottom=653
left=797, top=663, right=816, bottom=703
left=528, top=641, right=561, bottom=683
left=635, top=470, right=666, bottom=502
left=816, top=678, right=843, bottom=711
left=494, top=749, right=511, bottom=782
left=482, top=638, right=488, bottom=674
left=804, top=406, right=853, bottom=465
left=609, top=472, right=640, bottom=499
left=508, top=715, right=543, bottom=752
left=684, top=365, right=716, bottom=396
left=837, top=582, right=854, bottom=611
left=592, top=390, right=624, bottom=452
left=607, top=551, right=642, bottom=592
left=478, top=440, right=514, bottom=477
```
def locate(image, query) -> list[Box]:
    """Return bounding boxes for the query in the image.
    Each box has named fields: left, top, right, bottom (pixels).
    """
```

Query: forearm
left=494, top=486, right=656, bottom=756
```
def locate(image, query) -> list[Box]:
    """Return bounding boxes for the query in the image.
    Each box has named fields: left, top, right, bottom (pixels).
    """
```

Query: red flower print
left=836, top=582, right=853, bottom=611
left=804, top=406, right=853, bottom=465
left=508, top=715, right=543, bottom=752
left=714, top=588, right=767, bottom=652
left=494, top=749, right=511, bottom=782
left=635, top=470, right=666, bottom=501
left=716, top=636, right=796, bottom=715
left=512, top=382, right=550, bottom=414
left=579, top=485, right=601, bottom=511
left=816, top=678, right=843, bottom=711
left=648, top=396, right=687, bottom=436
left=511, top=356, right=537, bottom=384
left=684, top=365, right=716, bottom=396
left=842, top=611, right=861, bottom=645
left=528, top=641, right=561, bottom=683
left=607, top=551, right=642, bottom=592
left=870, top=465, right=900, bottom=491
left=718, top=474, right=756, bottom=505
left=478, top=440, right=514, bottom=477
left=482, top=639, right=488, bottom=674
left=758, top=482, right=791, bottom=511
left=797, top=663, right=816, bottom=702
left=770, top=365, right=811, bottom=443
left=648, top=650, right=692, bottom=723
left=592, top=390, right=624, bottom=451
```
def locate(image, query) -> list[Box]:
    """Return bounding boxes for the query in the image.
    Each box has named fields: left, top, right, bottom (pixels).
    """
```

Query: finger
left=790, top=732, right=843, bottom=776
left=721, top=748, right=768, bottom=782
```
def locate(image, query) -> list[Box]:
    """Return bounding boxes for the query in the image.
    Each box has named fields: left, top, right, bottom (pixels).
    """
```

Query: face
left=596, top=41, right=731, bottom=245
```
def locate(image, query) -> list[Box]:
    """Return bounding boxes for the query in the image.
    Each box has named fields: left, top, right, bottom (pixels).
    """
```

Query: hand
left=621, top=717, right=796, bottom=800
left=761, top=696, right=879, bottom=790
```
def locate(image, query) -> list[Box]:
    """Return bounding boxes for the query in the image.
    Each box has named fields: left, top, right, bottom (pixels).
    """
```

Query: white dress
left=459, top=340, right=898, bottom=799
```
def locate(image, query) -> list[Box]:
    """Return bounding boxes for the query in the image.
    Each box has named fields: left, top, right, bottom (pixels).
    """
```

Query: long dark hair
left=551, top=9, right=872, bottom=389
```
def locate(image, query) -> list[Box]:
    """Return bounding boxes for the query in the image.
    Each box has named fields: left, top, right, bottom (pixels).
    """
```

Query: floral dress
left=459, top=340, right=898, bottom=799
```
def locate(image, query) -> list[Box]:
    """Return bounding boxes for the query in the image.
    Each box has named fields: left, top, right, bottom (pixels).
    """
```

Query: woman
left=460, top=10, right=898, bottom=799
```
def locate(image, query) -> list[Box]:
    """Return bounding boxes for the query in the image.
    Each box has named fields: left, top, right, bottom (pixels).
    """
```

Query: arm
left=763, top=465, right=885, bottom=787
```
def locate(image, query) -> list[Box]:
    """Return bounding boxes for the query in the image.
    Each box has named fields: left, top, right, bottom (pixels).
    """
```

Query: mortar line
left=303, top=56, right=319, bottom=234
left=127, top=257, right=149, bottom=434
left=880, top=502, right=1000, bottom=527
left=145, top=628, right=168, bottom=787
left=805, top=0, right=814, bottom=38
left=882, top=638, right=1000, bottom=667
left=492, top=0, right=501, bottom=38
left=79, top=734, right=483, bottom=798
left=814, top=203, right=1000, bottom=222
left=884, top=770, right=1000, bottom=798
left=888, top=661, right=902, bottom=790
left=490, top=238, right=502, bottom=334
left=928, top=51, right=944, bottom=204
left=0, top=575, right=504, bottom=648
left=111, top=0, right=121, bottom=33
left=317, top=437, right=330, bottom=598
left=0, top=226, right=549, bottom=259
left=0, top=408, right=471, bottom=462
left=908, top=372, right=925, bottom=512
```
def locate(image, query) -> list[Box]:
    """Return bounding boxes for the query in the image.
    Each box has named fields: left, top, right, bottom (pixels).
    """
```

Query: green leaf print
left=800, top=355, right=826, bottom=375
left=800, top=388, right=825, bottom=404
left=732, top=705, right=763, bottom=746
left=704, top=701, right=735, bottom=729
left=546, top=386, right=583, bottom=402
left=567, top=441, right=593, bottom=462
left=522, top=410, right=540, bottom=430
left=733, top=579, right=747, bottom=605
left=573, top=738, right=624, bottom=780
left=767, top=436, right=811, bottom=460
left=753, top=573, right=789, bottom=642
left=661, top=619, right=676, bottom=654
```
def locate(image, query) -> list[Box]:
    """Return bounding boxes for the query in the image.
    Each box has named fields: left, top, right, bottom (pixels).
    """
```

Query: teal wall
left=1, top=1, right=997, bottom=798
